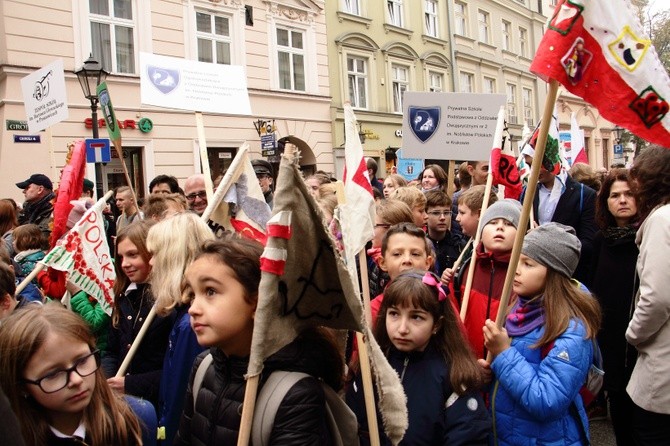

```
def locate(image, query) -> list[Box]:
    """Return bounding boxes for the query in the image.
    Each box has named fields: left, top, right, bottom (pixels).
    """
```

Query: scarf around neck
left=506, top=295, right=545, bottom=336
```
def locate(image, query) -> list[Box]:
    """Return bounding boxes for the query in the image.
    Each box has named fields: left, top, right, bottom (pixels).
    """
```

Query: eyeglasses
left=427, top=210, right=452, bottom=217
left=23, top=350, right=100, bottom=394
left=374, top=223, right=391, bottom=229
left=185, top=191, right=207, bottom=202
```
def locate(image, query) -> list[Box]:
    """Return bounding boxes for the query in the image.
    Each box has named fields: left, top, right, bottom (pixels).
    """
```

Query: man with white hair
left=184, top=174, right=208, bottom=216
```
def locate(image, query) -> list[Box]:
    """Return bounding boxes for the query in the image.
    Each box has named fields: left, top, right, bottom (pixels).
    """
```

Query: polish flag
left=531, top=0, right=670, bottom=147
left=341, top=103, right=375, bottom=262
left=571, top=112, right=588, bottom=164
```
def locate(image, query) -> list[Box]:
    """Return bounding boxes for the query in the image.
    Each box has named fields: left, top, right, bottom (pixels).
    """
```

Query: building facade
left=1, top=0, right=332, bottom=203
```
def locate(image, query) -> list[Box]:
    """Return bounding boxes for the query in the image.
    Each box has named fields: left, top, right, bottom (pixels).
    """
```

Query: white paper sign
left=140, top=52, right=252, bottom=115
left=21, top=59, right=69, bottom=133
left=402, top=92, right=506, bottom=161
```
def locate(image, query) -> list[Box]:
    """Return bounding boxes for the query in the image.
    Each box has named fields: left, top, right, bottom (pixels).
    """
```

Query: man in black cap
left=15, top=173, right=55, bottom=237
left=251, top=159, right=274, bottom=209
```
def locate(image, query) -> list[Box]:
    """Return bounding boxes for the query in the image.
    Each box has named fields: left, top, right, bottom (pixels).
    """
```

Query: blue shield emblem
left=147, top=66, right=180, bottom=94
left=409, top=107, right=440, bottom=143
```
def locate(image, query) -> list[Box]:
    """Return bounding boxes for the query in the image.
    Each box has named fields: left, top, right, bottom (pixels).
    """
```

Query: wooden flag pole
left=459, top=106, right=505, bottom=322
left=452, top=238, right=473, bottom=272
left=195, top=112, right=215, bottom=202
left=486, top=79, right=560, bottom=362
left=357, top=250, right=382, bottom=446
left=16, top=190, right=115, bottom=297
left=116, top=305, right=156, bottom=377
left=200, top=143, right=250, bottom=222
left=458, top=172, right=493, bottom=321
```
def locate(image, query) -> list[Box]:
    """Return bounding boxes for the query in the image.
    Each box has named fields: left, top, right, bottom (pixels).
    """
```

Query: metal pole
left=91, top=99, right=99, bottom=139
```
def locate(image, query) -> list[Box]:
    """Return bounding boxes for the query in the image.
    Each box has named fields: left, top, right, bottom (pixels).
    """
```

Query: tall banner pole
left=195, top=112, right=215, bottom=201
left=486, top=80, right=560, bottom=361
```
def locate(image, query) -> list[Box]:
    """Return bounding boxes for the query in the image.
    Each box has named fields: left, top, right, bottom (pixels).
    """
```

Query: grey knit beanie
left=522, top=223, right=581, bottom=277
left=480, top=199, right=522, bottom=232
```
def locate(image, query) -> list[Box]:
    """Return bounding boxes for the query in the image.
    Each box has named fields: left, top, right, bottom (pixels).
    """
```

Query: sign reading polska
left=139, top=52, right=252, bottom=115
left=402, top=92, right=506, bottom=161
left=20, top=59, right=69, bottom=133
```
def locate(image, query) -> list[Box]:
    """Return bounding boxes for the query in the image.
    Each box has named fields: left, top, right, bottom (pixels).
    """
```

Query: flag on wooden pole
left=50, top=141, right=87, bottom=247
left=41, top=191, right=116, bottom=315
left=491, top=107, right=523, bottom=200
left=571, top=112, right=588, bottom=164
left=530, top=0, right=670, bottom=146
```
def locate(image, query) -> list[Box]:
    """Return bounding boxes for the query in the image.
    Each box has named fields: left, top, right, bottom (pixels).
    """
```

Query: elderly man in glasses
left=183, top=174, right=208, bottom=216
left=424, top=190, right=467, bottom=277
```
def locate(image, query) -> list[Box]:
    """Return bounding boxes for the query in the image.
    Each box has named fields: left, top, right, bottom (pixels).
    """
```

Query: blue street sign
left=613, top=144, right=623, bottom=155
left=85, top=138, right=111, bottom=163
left=13, top=135, right=41, bottom=143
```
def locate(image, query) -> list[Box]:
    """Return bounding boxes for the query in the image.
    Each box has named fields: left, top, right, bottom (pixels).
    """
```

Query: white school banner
left=21, top=59, right=69, bottom=133
left=140, top=52, right=252, bottom=115
left=402, top=92, right=506, bottom=161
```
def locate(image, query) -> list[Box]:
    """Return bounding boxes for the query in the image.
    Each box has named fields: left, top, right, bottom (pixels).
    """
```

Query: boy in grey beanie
left=522, top=223, right=582, bottom=278
left=480, top=199, right=523, bottom=233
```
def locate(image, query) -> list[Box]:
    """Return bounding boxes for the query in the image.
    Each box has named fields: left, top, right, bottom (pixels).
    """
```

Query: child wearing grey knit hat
left=522, top=223, right=582, bottom=278
left=480, top=199, right=523, bottom=233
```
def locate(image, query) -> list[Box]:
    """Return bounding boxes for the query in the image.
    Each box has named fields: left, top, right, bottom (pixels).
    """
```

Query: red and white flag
left=50, top=141, right=87, bottom=247
left=203, top=144, right=271, bottom=244
left=571, top=112, right=588, bottom=164
left=490, top=107, right=523, bottom=200
left=340, top=104, right=375, bottom=264
left=531, top=0, right=670, bottom=146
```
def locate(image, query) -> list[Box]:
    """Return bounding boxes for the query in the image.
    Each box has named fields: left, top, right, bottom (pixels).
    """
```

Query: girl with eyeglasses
left=0, top=303, right=143, bottom=445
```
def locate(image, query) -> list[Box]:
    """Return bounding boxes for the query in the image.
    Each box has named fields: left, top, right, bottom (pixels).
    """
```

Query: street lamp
left=613, top=125, right=624, bottom=144
left=75, top=55, right=109, bottom=138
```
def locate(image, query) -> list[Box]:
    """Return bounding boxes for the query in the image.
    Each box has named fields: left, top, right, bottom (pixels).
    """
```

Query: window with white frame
left=502, top=20, right=511, bottom=51
left=89, top=0, right=136, bottom=73
left=343, top=0, right=360, bottom=15
left=454, top=2, right=467, bottom=36
left=391, top=64, right=409, bottom=113
left=478, top=10, right=490, bottom=44
left=195, top=11, right=232, bottom=65
left=519, top=27, right=528, bottom=57
left=523, top=87, right=534, bottom=126
left=507, top=83, right=518, bottom=124
left=276, top=27, right=305, bottom=91
left=387, top=0, right=404, bottom=27
left=348, top=56, right=368, bottom=109
left=460, top=72, right=474, bottom=93
left=483, top=76, right=496, bottom=94
left=424, top=0, right=439, bottom=38
left=428, top=71, right=444, bottom=92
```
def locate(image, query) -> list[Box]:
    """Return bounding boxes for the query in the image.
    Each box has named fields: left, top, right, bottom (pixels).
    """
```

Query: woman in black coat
left=589, top=168, right=639, bottom=446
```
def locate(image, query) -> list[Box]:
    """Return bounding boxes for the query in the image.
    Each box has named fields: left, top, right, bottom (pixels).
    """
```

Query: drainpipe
left=445, top=0, right=458, bottom=92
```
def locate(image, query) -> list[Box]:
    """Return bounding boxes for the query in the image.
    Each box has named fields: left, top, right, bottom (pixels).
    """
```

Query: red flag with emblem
left=530, top=0, right=670, bottom=146
left=491, top=108, right=523, bottom=199
left=50, top=141, right=87, bottom=247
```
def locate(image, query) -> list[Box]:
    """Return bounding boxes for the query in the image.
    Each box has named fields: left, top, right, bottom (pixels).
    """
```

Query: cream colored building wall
left=0, top=0, right=333, bottom=203
left=325, top=0, right=454, bottom=179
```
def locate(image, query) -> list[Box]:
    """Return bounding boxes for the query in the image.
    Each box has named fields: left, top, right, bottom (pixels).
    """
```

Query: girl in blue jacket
left=482, top=223, right=601, bottom=446
left=348, top=269, right=491, bottom=445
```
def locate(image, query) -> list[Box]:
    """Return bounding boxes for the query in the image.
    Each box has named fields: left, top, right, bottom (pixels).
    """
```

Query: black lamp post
left=75, top=55, right=108, bottom=138
left=613, top=125, right=623, bottom=144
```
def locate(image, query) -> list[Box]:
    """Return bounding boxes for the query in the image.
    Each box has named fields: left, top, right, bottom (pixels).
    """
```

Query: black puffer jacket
left=175, top=334, right=339, bottom=446
left=101, top=283, right=176, bottom=408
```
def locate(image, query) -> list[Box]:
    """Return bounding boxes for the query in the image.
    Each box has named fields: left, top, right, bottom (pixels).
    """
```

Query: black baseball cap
left=16, top=174, right=53, bottom=190
left=252, top=159, right=273, bottom=177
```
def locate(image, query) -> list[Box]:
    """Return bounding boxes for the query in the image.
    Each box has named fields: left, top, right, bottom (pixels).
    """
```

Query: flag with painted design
left=530, top=0, right=670, bottom=147
left=205, top=144, right=271, bottom=243
left=521, top=108, right=563, bottom=175
left=248, top=154, right=364, bottom=376
left=51, top=140, right=87, bottom=248
left=41, top=196, right=116, bottom=315
left=341, top=103, right=376, bottom=264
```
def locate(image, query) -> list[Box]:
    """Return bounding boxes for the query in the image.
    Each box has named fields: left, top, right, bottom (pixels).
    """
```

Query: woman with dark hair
left=0, top=199, right=19, bottom=257
left=589, top=168, right=638, bottom=444
left=625, top=145, right=670, bottom=445
left=419, top=164, right=449, bottom=193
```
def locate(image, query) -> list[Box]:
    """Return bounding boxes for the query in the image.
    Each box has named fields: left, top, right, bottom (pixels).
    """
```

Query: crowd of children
left=2, top=149, right=669, bottom=446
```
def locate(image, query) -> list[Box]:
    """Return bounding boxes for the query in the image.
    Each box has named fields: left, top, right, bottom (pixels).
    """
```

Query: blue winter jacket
left=490, top=319, right=592, bottom=446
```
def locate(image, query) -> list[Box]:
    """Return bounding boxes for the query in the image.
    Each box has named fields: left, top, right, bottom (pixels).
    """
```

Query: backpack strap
left=252, top=371, right=311, bottom=446
left=192, top=353, right=213, bottom=413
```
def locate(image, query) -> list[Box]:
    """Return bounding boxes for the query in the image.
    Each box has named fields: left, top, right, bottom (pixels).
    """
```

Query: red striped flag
left=530, top=0, right=670, bottom=146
